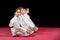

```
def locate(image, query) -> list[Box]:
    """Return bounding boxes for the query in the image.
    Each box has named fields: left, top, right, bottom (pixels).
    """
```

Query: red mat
left=0, top=27, right=60, bottom=40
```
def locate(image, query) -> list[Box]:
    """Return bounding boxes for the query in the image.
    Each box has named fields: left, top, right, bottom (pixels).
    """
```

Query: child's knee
left=34, top=27, right=38, bottom=31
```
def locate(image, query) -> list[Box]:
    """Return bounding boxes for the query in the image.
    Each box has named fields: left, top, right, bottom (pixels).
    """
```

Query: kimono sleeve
left=26, top=15, right=36, bottom=27
left=9, top=19, right=14, bottom=27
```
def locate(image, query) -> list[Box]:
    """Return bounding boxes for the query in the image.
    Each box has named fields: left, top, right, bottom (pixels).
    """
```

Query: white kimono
left=19, top=16, right=28, bottom=29
left=21, top=14, right=36, bottom=28
left=19, top=15, right=34, bottom=34
left=9, top=16, right=29, bottom=36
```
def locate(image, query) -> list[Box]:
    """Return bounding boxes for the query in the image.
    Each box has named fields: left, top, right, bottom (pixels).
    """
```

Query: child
left=21, top=8, right=38, bottom=32
left=19, top=7, right=34, bottom=35
left=9, top=7, right=31, bottom=37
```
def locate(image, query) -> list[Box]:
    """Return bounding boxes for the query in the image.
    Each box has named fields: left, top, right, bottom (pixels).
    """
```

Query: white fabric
left=9, top=16, right=29, bottom=36
left=11, top=28, right=16, bottom=36
left=19, top=15, right=29, bottom=29
left=19, top=15, right=34, bottom=34
left=9, top=16, right=21, bottom=29
left=21, top=14, right=36, bottom=28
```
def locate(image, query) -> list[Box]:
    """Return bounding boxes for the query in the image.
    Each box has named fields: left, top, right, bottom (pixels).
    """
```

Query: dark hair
left=24, top=8, right=29, bottom=10
left=14, top=7, right=24, bottom=12
left=13, top=7, right=24, bottom=15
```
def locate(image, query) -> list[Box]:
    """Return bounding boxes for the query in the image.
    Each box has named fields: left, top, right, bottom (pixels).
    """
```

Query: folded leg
left=11, top=28, right=16, bottom=36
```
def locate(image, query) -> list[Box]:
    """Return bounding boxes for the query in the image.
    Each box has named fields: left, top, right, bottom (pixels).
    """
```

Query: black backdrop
left=0, top=0, right=59, bottom=27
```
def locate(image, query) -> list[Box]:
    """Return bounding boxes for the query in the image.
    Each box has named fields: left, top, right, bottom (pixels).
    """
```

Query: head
left=14, top=7, right=23, bottom=17
left=25, top=8, right=29, bottom=14
left=14, top=9, right=21, bottom=17
left=20, top=8, right=25, bottom=15
left=21, top=8, right=29, bottom=15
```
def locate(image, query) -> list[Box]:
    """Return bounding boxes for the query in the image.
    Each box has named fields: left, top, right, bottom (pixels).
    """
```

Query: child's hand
left=33, top=27, right=38, bottom=32
left=26, top=29, right=33, bottom=34
left=28, top=27, right=34, bottom=31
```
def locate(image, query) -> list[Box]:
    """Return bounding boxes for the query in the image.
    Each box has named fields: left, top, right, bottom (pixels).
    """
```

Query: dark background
left=0, top=0, right=59, bottom=27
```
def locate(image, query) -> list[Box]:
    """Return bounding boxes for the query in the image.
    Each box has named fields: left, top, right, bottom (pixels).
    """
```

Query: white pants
left=11, top=27, right=34, bottom=36
left=11, top=28, right=16, bottom=36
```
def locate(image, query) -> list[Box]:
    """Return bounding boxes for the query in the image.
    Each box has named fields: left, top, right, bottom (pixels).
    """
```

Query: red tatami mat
left=0, top=27, right=60, bottom=40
